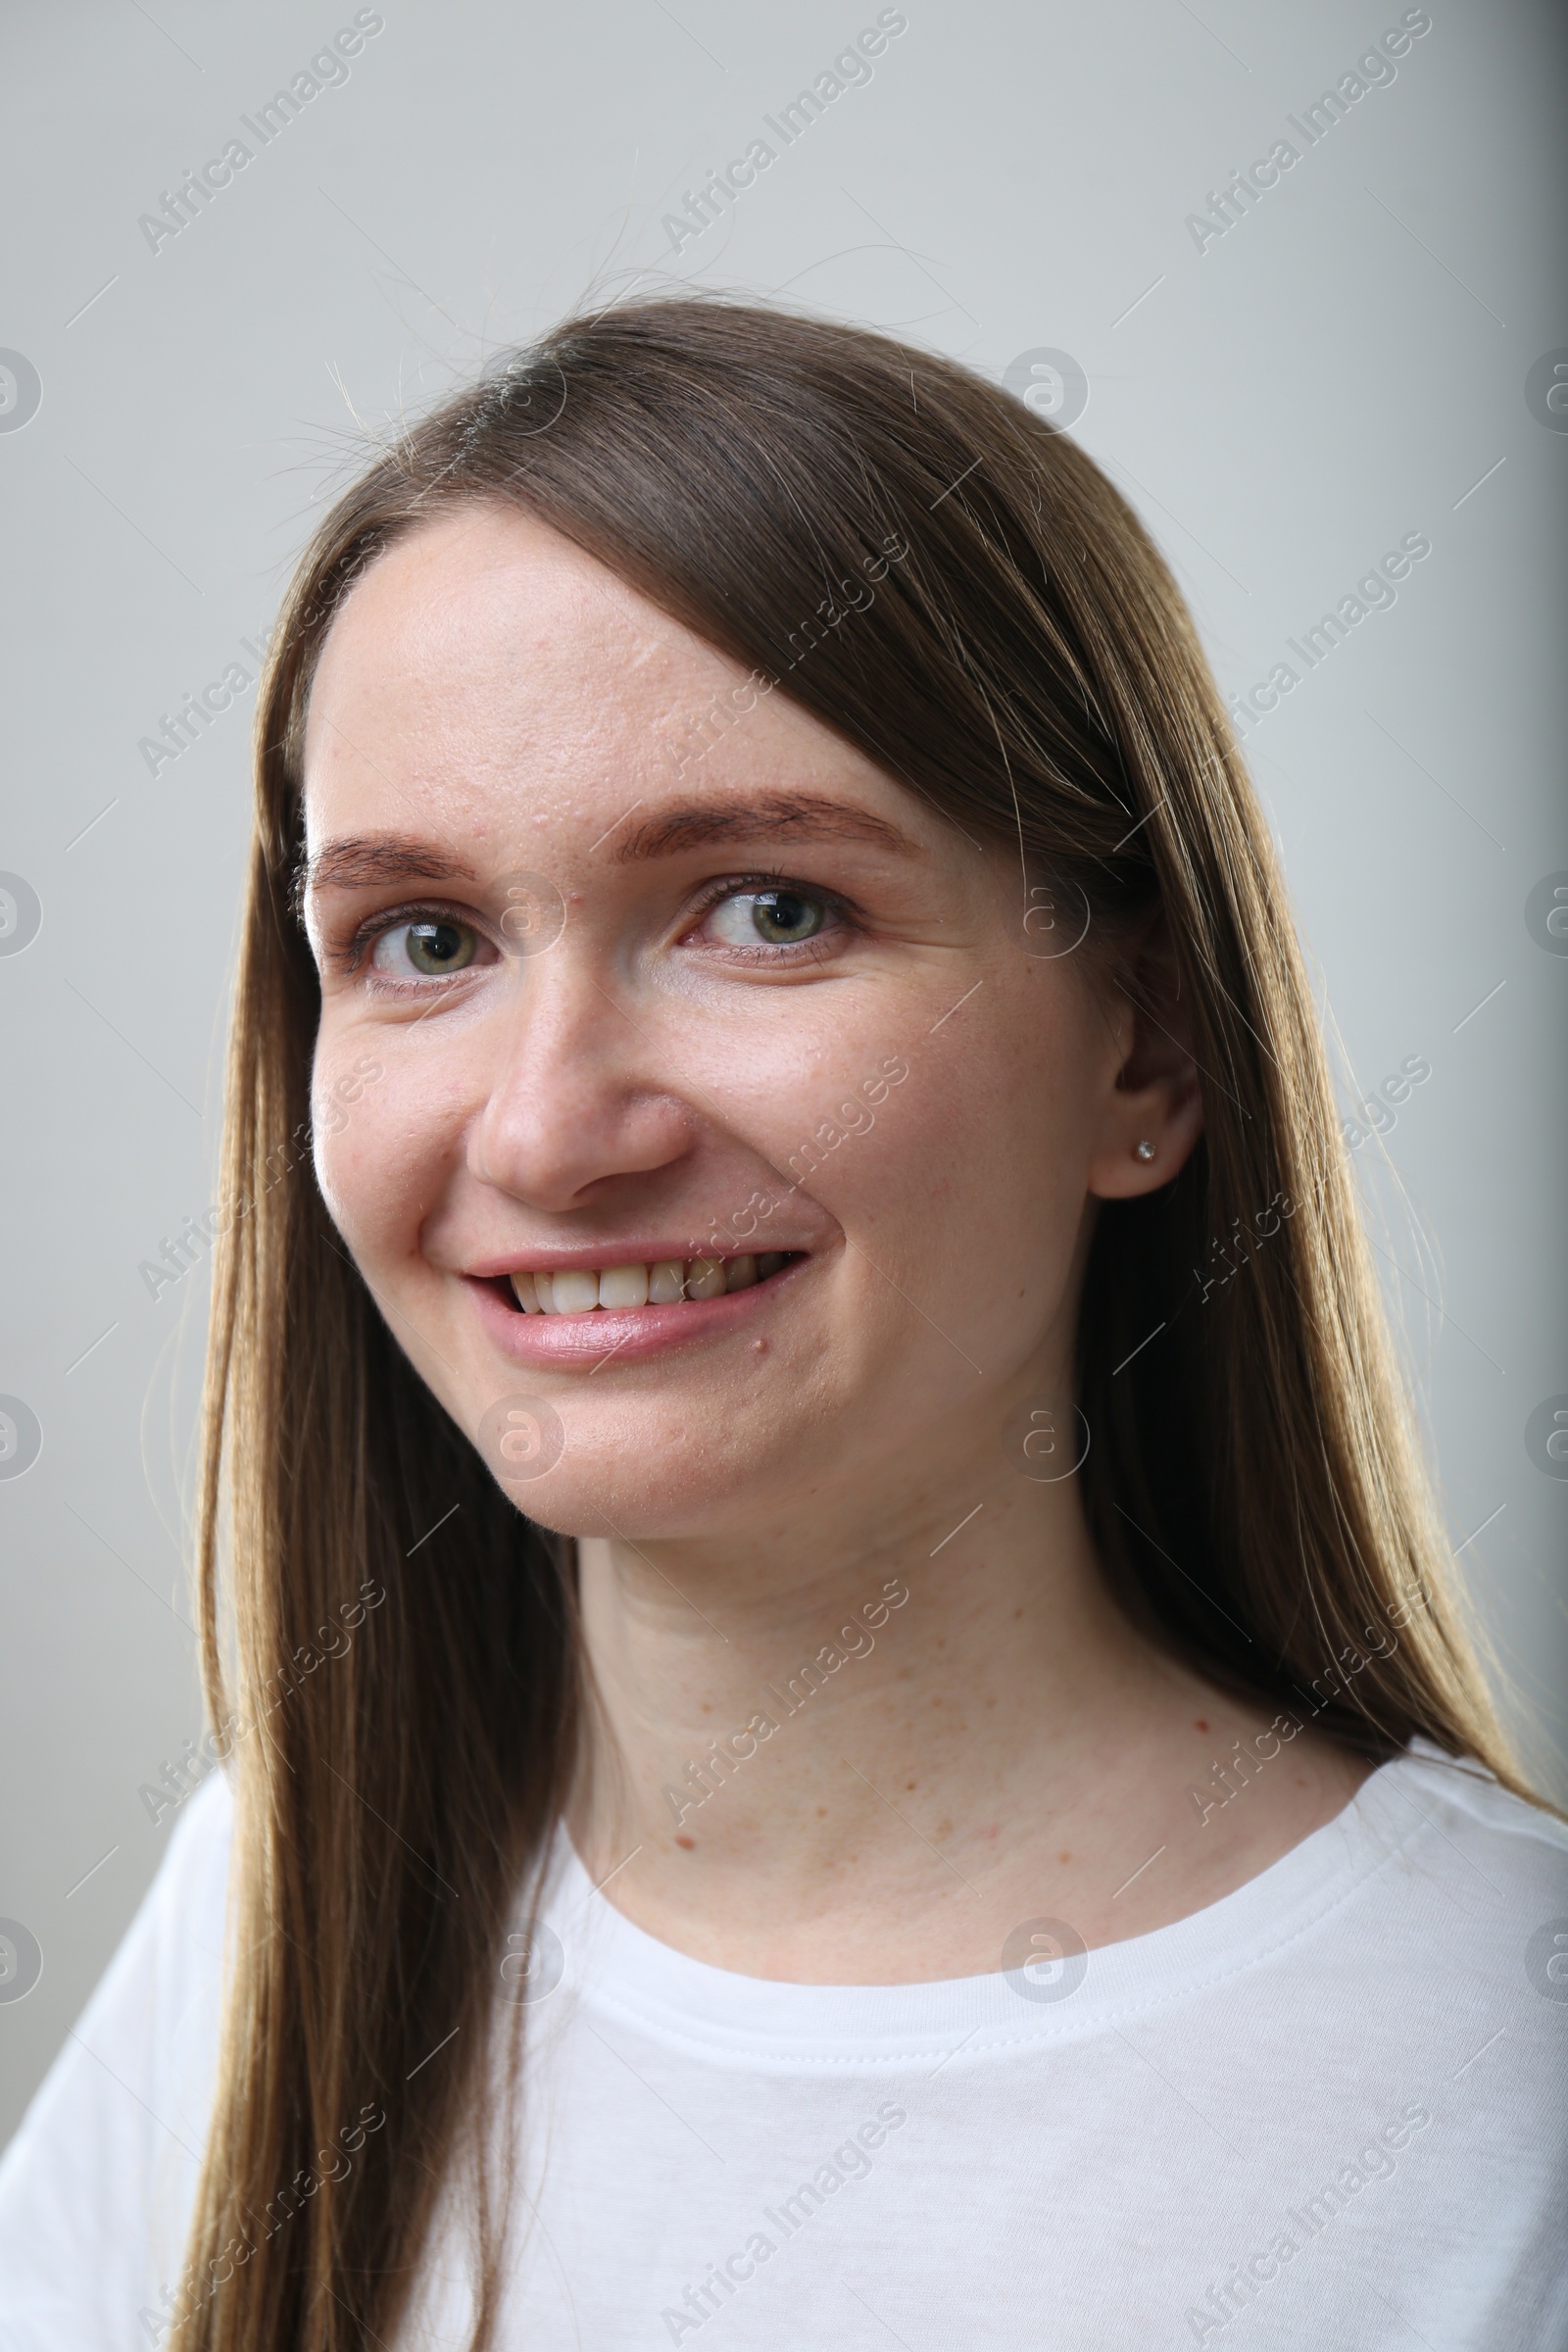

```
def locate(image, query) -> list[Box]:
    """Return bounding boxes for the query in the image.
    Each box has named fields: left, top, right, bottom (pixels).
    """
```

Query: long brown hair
left=176, top=295, right=1527, bottom=2349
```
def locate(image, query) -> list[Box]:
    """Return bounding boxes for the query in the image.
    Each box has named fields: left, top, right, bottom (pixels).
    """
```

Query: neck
left=565, top=1455, right=1367, bottom=1983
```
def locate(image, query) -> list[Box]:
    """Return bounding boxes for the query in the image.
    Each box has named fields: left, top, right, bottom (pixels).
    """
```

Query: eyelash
left=331, top=872, right=858, bottom=988
left=333, top=899, right=483, bottom=981
left=682, top=870, right=858, bottom=957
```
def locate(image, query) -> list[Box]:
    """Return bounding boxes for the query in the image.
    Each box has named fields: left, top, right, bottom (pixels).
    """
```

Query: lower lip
left=464, top=1259, right=807, bottom=1367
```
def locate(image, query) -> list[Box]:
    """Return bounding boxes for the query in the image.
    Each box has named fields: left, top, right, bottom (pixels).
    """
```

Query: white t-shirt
left=1, top=1743, right=1564, bottom=2350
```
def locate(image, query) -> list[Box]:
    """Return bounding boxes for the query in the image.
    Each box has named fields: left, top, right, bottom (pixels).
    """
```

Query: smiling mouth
left=499, top=1251, right=802, bottom=1315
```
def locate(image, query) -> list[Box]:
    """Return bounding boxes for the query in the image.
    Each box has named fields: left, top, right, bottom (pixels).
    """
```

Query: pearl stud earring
left=1135, top=1140, right=1156, bottom=1161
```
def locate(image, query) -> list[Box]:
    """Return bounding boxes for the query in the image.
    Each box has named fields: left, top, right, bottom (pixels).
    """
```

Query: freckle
left=1012, top=1607, right=1023, bottom=1620
left=1195, top=1718, right=1208, bottom=1734
left=700, top=1702, right=711, bottom=1714
left=815, top=1805, right=827, bottom=1818
left=906, top=1781, right=917, bottom=1791
left=1057, top=1851, right=1071, bottom=1865
left=935, top=1818, right=953, bottom=1839
left=675, top=1835, right=695, bottom=1850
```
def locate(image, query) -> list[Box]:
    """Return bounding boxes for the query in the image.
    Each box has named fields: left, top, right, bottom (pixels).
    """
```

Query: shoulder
left=59, top=1763, right=235, bottom=2066
left=1371, top=1740, right=1568, bottom=1882
left=141, top=1759, right=237, bottom=1950
left=0, top=1765, right=236, bottom=2338
left=1335, top=1742, right=1568, bottom=2024
left=80, top=1763, right=237, bottom=2055
left=16, top=1760, right=234, bottom=2116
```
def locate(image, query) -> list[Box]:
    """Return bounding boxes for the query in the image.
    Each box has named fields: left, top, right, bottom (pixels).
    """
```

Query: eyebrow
left=300, top=837, right=482, bottom=901
left=612, top=792, right=918, bottom=862
left=301, top=795, right=919, bottom=902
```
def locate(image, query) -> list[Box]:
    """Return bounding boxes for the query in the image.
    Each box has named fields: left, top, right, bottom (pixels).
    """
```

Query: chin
left=488, top=1454, right=758, bottom=1545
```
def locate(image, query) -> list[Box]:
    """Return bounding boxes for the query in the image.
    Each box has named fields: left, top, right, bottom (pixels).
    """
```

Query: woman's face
left=301, top=505, right=1182, bottom=1541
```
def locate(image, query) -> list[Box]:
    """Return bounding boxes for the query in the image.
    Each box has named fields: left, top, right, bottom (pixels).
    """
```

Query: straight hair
left=174, top=295, right=1530, bottom=2350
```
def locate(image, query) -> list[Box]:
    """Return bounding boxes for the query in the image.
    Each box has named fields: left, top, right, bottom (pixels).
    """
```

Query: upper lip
left=461, top=1242, right=808, bottom=1280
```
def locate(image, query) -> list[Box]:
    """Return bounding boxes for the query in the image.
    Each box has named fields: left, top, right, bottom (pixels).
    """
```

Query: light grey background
left=1, top=0, right=1563, bottom=2141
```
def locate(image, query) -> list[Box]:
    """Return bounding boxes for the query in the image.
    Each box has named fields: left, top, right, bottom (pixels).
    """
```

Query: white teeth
left=598, top=1262, right=649, bottom=1309
left=506, top=1253, right=793, bottom=1315
left=551, top=1268, right=601, bottom=1314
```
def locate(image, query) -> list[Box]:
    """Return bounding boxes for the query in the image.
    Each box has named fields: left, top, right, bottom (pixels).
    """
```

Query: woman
left=1, top=298, right=1562, bottom=2349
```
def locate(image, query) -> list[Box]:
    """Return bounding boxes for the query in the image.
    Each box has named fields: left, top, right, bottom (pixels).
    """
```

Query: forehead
left=301, top=504, right=923, bottom=851
left=311, top=504, right=693, bottom=707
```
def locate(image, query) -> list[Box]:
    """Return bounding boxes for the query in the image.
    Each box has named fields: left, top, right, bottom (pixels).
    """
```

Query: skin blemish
left=675, top=1835, right=696, bottom=1850
left=1194, top=1718, right=1208, bottom=1734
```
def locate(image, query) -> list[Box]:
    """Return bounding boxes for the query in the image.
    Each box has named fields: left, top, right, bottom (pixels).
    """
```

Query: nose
left=466, top=950, right=694, bottom=1213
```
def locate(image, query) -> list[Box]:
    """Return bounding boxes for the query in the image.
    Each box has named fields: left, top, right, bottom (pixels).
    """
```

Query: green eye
left=707, top=888, right=827, bottom=948
left=373, top=919, right=478, bottom=977
left=753, top=890, right=823, bottom=943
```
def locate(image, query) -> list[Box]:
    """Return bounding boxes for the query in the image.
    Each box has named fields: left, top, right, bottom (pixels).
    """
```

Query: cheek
left=773, top=979, right=1098, bottom=1334
left=898, top=974, right=1105, bottom=1331
left=885, top=1001, right=1091, bottom=1232
left=723, top=1042, right=933, bottom=1240
left=1010, top=961, right=1110, bottom=1155
left=311, top=1041, right=462, bottom=1263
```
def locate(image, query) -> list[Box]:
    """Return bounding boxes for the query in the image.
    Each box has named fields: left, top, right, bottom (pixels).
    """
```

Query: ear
left=1086, top=912, right=1204, bottom=1200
